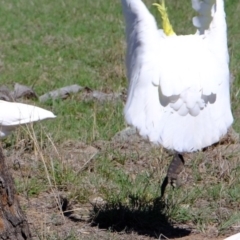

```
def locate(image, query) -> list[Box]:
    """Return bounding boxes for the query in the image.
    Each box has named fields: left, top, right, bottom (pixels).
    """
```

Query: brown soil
left=3, top=129, right=240, bottom=240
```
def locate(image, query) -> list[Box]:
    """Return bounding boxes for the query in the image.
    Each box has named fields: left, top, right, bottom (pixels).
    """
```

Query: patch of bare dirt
left=2, top=127, right=240, bottom=240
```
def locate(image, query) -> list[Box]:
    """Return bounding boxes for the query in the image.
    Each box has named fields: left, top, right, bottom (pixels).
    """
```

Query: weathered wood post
left=0, top=147, right=31, bottom=239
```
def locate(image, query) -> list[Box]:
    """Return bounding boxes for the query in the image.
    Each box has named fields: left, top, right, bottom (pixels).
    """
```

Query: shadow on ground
left=89, top=196, right=191, bottom=239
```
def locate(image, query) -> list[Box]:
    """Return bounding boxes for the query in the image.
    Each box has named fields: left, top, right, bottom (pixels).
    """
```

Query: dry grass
left=0, top=0, right=240, bottom=239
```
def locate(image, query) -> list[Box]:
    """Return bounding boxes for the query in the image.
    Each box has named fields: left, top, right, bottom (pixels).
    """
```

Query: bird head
left=153, top=0, right=176, bottom=36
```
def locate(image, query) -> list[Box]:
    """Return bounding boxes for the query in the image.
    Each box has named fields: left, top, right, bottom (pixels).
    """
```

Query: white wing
left=0, top=100, right=56, bottom=137
left=192, top=0, right=229, bottom=63
left=224, top=233, right=240, bottom=240
left=192, top=0, right=216, bottom=35
left=122, top=0, right=233, bottom=152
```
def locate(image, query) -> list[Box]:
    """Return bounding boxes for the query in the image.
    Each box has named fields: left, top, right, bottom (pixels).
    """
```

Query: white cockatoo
left=121, top=0, right=233, bottom=193
left=0, top=100, right=56, bottom=137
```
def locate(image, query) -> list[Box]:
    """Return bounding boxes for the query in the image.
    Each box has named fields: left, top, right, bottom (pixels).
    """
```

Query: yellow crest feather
left=153, top=0, right=176, bottom=36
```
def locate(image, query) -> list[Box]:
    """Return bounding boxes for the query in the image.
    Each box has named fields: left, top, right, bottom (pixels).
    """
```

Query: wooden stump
left=0, top=147, right=31, bottom=239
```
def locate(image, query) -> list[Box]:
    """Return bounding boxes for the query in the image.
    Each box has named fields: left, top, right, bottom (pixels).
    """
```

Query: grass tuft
left=0, top=0, right=240, bottom=239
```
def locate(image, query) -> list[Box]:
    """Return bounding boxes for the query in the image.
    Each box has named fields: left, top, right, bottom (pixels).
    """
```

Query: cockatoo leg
left=161, top=153, right=185, bottom=197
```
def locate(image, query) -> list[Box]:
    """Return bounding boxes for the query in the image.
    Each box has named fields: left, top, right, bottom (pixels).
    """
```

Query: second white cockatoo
left=0, top=100, right=56, bottom=137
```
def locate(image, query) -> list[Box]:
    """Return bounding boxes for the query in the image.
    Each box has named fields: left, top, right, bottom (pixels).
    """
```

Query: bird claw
left=161, top=153, right=184, bottom=197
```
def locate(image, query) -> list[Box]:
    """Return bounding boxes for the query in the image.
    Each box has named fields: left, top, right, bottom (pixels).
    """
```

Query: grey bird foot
left=161, top=153, right=185, bottom=197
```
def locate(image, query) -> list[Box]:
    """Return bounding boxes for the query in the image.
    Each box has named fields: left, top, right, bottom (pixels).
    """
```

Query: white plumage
left=121, top=0, right=233, bottom=152
left=0, top=100, right=56, bottom=137
left=224, top=232, right=240, bottom=240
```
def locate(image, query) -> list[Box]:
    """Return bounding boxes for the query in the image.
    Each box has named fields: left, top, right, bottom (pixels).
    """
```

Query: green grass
left=1, top=0, right=240, bottom=239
